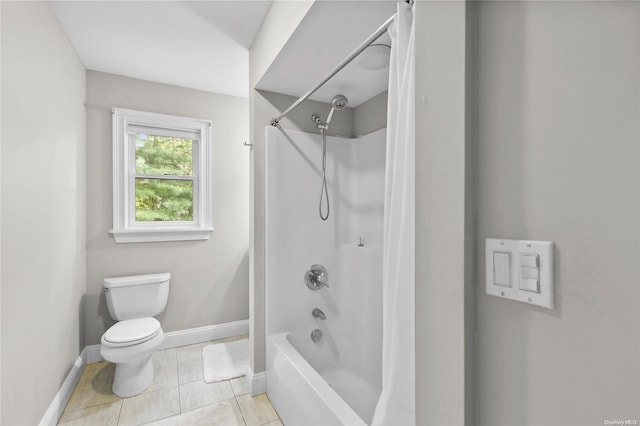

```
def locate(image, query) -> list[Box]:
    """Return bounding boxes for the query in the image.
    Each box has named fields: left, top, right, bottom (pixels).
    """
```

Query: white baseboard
left=38, top=348, right=87, bottom=426
left=159, top=319, right=249, bottom=351
left=85, top=344, right=103, bottom=364
left=250, top=370, right=266, bottom=396
left=41, top=320, right=249, bottom=425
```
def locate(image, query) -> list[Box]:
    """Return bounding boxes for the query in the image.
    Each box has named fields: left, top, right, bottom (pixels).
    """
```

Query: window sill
left=109, top=227, right=214, bottom=244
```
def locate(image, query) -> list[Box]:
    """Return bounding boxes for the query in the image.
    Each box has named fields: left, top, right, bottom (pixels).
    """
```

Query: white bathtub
left=267, top=332, right=379, bottom=426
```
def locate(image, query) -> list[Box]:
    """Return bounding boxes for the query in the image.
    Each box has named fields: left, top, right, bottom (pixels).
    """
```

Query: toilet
left=100, top=272, right=170, bottom=397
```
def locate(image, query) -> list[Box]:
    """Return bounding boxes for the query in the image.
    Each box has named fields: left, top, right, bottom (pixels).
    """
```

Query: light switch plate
left=486, top=238, right=554, bottom=309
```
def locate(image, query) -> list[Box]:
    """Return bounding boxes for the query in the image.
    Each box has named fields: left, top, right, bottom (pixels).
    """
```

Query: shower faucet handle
left=305, top=264, right=330, bottom=290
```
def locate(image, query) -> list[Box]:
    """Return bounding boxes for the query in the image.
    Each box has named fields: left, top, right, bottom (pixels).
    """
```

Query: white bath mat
left=202, top=339, right=250, bottom=383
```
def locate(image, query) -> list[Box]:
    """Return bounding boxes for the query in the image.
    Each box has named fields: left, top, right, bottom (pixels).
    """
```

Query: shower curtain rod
left=270, top=13, right=396, bottom=127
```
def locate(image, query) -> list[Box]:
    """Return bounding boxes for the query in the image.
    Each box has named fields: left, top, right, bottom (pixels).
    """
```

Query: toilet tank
left=103, top=273, right=170, bottom=321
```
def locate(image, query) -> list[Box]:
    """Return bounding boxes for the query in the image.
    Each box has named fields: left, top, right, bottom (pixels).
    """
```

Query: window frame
left=110, top=108, right=213, bottom=243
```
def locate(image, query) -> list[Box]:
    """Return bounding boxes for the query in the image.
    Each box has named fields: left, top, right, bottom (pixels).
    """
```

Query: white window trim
left=110, top=108, right=213, bottom=243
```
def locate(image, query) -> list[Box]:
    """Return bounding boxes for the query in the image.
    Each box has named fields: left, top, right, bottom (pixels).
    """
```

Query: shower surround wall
left=265, top=127, right=385, bottom=424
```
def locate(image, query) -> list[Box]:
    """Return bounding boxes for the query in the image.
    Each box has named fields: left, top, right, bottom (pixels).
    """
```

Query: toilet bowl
left=99, top=273, right=170, bottom=398
left=101, top=317, right=164, bottom=397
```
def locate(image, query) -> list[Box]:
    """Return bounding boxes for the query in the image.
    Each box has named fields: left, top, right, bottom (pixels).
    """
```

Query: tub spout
left=312, top=308, right=326, bottom=320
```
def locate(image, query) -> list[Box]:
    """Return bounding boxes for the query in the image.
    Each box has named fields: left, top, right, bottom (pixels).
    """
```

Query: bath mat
left=203, top=339, right=250, bottom=383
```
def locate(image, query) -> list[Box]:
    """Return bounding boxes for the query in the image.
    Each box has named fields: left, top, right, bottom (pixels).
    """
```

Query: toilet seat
left=103, top=317, right=161, bottom=347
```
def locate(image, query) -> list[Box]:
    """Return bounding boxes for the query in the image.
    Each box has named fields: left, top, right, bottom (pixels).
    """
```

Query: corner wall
left=249, top=0, right=315, bottom=374
left=85, top=71, right=250, bottom=345
left=415, top=1, right=473, bottom=424
left=475, top=2, right=640, bottom=425
left=1, top=3, right=86, bottom=424
left=354, top=91, right=388, bottom=137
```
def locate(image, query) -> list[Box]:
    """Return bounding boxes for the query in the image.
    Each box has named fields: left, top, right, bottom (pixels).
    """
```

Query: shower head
left=331, top=94, right=348, bottom=111
left=325, top=94, right=349, bottom=126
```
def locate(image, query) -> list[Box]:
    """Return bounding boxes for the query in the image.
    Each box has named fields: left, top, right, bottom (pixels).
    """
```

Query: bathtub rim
left=267, top=331, right=368, bottom=426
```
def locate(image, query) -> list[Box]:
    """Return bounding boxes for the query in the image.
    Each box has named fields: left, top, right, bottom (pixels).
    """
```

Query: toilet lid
left=104, top=317, right=161, bottom=345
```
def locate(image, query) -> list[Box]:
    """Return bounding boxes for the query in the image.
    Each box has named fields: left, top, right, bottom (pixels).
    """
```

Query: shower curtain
left=371, top=2, right=415, bottom=426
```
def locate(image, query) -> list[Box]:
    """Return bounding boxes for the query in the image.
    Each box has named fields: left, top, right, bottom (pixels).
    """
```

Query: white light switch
left=486, top=238, right=554, bottom=309
left=520, top=277, right=540, bottom=293
left=486, top=239, right=518, bottom=301
left=493, top=251, right=511, bottom=287
left=520, top=266, right=539, bottom=279
left=519, top=254, right=539, bottom=268
left=519, top=254, right=540, bottom=293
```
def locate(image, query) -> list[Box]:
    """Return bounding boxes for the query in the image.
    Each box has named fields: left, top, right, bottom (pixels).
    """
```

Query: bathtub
left=267, top=332, right=380, bottom=426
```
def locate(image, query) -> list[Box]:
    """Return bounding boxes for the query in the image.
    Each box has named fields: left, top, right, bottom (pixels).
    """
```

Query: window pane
left=135, top=178, right=193, bottom=222
left=135, top=134, right=193, bottom=176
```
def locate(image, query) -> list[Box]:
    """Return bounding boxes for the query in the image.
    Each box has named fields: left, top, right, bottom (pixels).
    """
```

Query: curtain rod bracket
left=270, top=118, right=281, bottom=128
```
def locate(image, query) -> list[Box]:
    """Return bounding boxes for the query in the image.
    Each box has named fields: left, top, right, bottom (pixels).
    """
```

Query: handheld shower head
left=331, top=94, right=348, bottom=110
left=325, top=94, right=348, bottom=125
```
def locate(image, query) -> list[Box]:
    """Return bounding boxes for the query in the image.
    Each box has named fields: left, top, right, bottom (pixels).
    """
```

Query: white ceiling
left=48, top=0, right=396, bottom=106
left=256, top=0, right=397, bottom=107
left=49, top=0, right=273, bottom=99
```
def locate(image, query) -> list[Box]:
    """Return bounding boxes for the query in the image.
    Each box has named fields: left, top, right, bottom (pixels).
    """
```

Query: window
left=110, top=108, right=212, bottom=243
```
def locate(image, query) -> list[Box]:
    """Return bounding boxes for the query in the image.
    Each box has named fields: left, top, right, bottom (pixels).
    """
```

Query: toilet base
left=112, top=355, right=154, bottom=398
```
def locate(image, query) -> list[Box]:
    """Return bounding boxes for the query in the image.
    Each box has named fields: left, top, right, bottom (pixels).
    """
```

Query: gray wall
left=415, top=1, right=473, bottom=424
left=85, top=71, right=250, bottom=345
left=354, top=91, right=388, bottom=137
left=1, top=2, right=86, bottom=424
left=475, top=2, right=640, bottom=425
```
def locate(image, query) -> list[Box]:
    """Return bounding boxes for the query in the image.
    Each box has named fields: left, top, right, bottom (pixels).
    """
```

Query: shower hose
left=319, top=128, right=330, bottom=221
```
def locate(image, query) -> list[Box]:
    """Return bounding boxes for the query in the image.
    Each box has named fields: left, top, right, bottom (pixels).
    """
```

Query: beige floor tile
left=144, top=398, right=244, bottom=426
left=154, top=348, right=177, bottom=365
left=58, top=400, right=122, bottom=426
left=230, top=376, right=250, bottom=396
left=179, top=380, right=234, bottom=412
left=262, top=420, right=284, bottom=426
left=236, top=393, right=279, bottom=426
left=118, top=387, right=180, bottom=426
left=64, top=362, right=121, bottom=411
left=144, top=349, right=178, bottom=393
left=177, top=358, right=203, bottom=384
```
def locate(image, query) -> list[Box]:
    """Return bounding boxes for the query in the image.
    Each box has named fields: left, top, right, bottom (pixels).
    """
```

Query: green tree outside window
left=134, top=134, right=194, bottom=222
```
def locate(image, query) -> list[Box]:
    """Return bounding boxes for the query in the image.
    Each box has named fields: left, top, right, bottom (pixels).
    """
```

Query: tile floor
left=58, top=336, right=282, bottom=426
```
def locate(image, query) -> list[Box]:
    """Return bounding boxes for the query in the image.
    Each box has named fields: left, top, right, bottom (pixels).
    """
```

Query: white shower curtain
left=371, top=2, right=415, bottom=426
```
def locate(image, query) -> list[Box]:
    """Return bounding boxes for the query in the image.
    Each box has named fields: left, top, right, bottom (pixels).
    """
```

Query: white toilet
left=100, top=272, right=170, bottom=397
